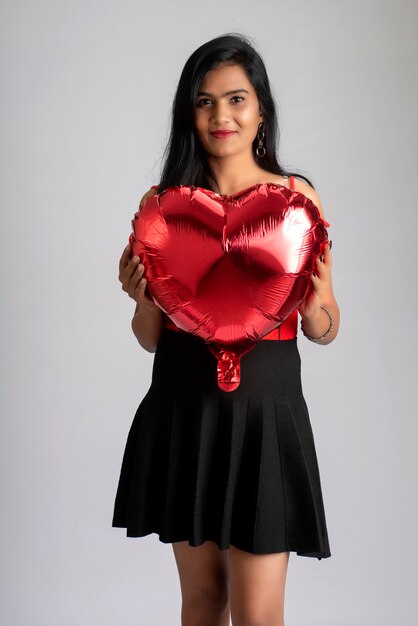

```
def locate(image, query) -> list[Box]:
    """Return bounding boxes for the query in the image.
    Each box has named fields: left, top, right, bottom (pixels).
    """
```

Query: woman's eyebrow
left=197, top=89, right=249, bottom=97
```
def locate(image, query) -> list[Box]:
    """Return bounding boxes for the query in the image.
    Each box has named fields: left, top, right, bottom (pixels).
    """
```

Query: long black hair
left=157, top=33, right=314, bottom=192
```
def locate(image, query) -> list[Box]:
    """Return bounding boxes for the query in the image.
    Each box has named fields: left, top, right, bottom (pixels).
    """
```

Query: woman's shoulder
left=261, top=174, right=326, bottom=221
left=291, top=177, right=326, bottom=222
left=138, top=186, right=159, bottom=209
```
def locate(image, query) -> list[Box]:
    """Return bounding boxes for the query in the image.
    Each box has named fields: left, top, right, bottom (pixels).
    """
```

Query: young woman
left=113, top=33, right=340, bottom=626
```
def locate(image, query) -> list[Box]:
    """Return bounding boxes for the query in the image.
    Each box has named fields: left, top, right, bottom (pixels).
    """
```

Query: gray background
left=1, top=1, right=417, bottom=624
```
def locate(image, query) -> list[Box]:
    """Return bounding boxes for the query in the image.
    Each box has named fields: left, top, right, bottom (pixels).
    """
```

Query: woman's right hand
left=118, top=243, right=160, bottom=312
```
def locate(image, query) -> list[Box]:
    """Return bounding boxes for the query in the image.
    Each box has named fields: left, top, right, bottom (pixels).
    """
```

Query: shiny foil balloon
left=129, top=183, right=329, bottom=391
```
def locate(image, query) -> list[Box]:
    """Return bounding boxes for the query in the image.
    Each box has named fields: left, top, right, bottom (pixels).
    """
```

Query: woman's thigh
left=228, top=546, right=290, bottom=626
left=172, top=540, right=230, bottom=609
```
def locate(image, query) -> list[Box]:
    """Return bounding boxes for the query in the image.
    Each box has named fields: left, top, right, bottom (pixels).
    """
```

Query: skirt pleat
left=112, top=327, right=331, bottom=559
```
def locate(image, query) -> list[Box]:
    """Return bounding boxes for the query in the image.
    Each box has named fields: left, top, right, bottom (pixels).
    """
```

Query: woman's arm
left=293, top=180, right=340, bottom=345
left=131, top=297, right=164, bottom=353
left=297, top=240, right=340, bottom=345
left=118, top=188, right=164, bottom=353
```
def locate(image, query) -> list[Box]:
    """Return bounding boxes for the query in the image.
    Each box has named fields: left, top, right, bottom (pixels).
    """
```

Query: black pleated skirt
left=112, top=327, right=331, bottom=559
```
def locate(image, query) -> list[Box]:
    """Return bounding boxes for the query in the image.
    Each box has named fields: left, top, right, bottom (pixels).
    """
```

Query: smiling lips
left=210, top=130, right=237, bottom=139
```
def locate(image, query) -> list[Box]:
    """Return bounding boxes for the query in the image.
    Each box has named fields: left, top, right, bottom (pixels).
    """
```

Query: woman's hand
left=297, top=240, right=340, bottom=343
left=298, top=240, right=334, bottom=318
left=118, top=243, right=160, bottom=312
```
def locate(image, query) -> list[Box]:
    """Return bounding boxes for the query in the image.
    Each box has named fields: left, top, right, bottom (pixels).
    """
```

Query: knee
left=232, top=613, right=284, bottom=626
left=183, top=585, right=229, bottom=614
left=234, top=622, right=284, bottom=626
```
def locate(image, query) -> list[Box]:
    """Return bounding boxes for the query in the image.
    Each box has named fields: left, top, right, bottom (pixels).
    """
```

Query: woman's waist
left=152, top=323, right=303, bottom=396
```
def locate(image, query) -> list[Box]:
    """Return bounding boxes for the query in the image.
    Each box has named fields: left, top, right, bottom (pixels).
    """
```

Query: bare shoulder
left=292, top=177, right=326, bottom=220
left=139, top=186, right=158, bottom=209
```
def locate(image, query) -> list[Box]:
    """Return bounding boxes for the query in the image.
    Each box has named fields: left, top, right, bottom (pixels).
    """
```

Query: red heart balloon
left=130, top=183, right=328, bottom=391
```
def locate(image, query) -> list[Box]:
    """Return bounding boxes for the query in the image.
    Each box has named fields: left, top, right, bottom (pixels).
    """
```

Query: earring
left=256, top=122, right=266, bottom=158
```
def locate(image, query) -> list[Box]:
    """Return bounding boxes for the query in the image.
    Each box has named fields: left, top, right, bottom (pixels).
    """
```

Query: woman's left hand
left=298, top=240, right=334, bottom=319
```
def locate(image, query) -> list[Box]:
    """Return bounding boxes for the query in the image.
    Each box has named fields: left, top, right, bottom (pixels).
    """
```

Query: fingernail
left=312, top=271, right=317, bottom=277
left=329, top=240, right=333, bottom=249
left=132, top=256, right=139, bottom=263
left=319, top=255, right=323, bottom=262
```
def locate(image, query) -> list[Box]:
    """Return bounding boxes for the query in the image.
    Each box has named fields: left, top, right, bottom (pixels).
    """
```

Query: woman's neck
left=207, top=153, right=270, bottom=196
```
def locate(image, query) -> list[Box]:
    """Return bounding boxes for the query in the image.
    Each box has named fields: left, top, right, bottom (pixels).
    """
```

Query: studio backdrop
left=1, top=1, right=417, bottom=625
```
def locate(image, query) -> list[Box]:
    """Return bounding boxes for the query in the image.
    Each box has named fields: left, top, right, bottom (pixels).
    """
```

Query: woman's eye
left=196, top=96, right=245, bottom=107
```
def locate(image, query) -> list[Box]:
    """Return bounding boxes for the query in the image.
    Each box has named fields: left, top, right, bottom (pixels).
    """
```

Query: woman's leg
left=228, top=546, right=289, bottom=626
left=172, top=540, right=231, bottom=626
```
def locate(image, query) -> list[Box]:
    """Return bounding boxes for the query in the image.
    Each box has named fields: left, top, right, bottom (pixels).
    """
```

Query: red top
left=148, top=176, right=328, bottom=341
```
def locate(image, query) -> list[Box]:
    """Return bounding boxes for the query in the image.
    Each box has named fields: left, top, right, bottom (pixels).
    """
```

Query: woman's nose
left=210, top=102, right=232, bottom=124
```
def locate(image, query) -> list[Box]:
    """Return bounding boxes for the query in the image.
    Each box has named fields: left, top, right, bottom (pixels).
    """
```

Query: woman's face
left=193, top=62, right=263, bottom=159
